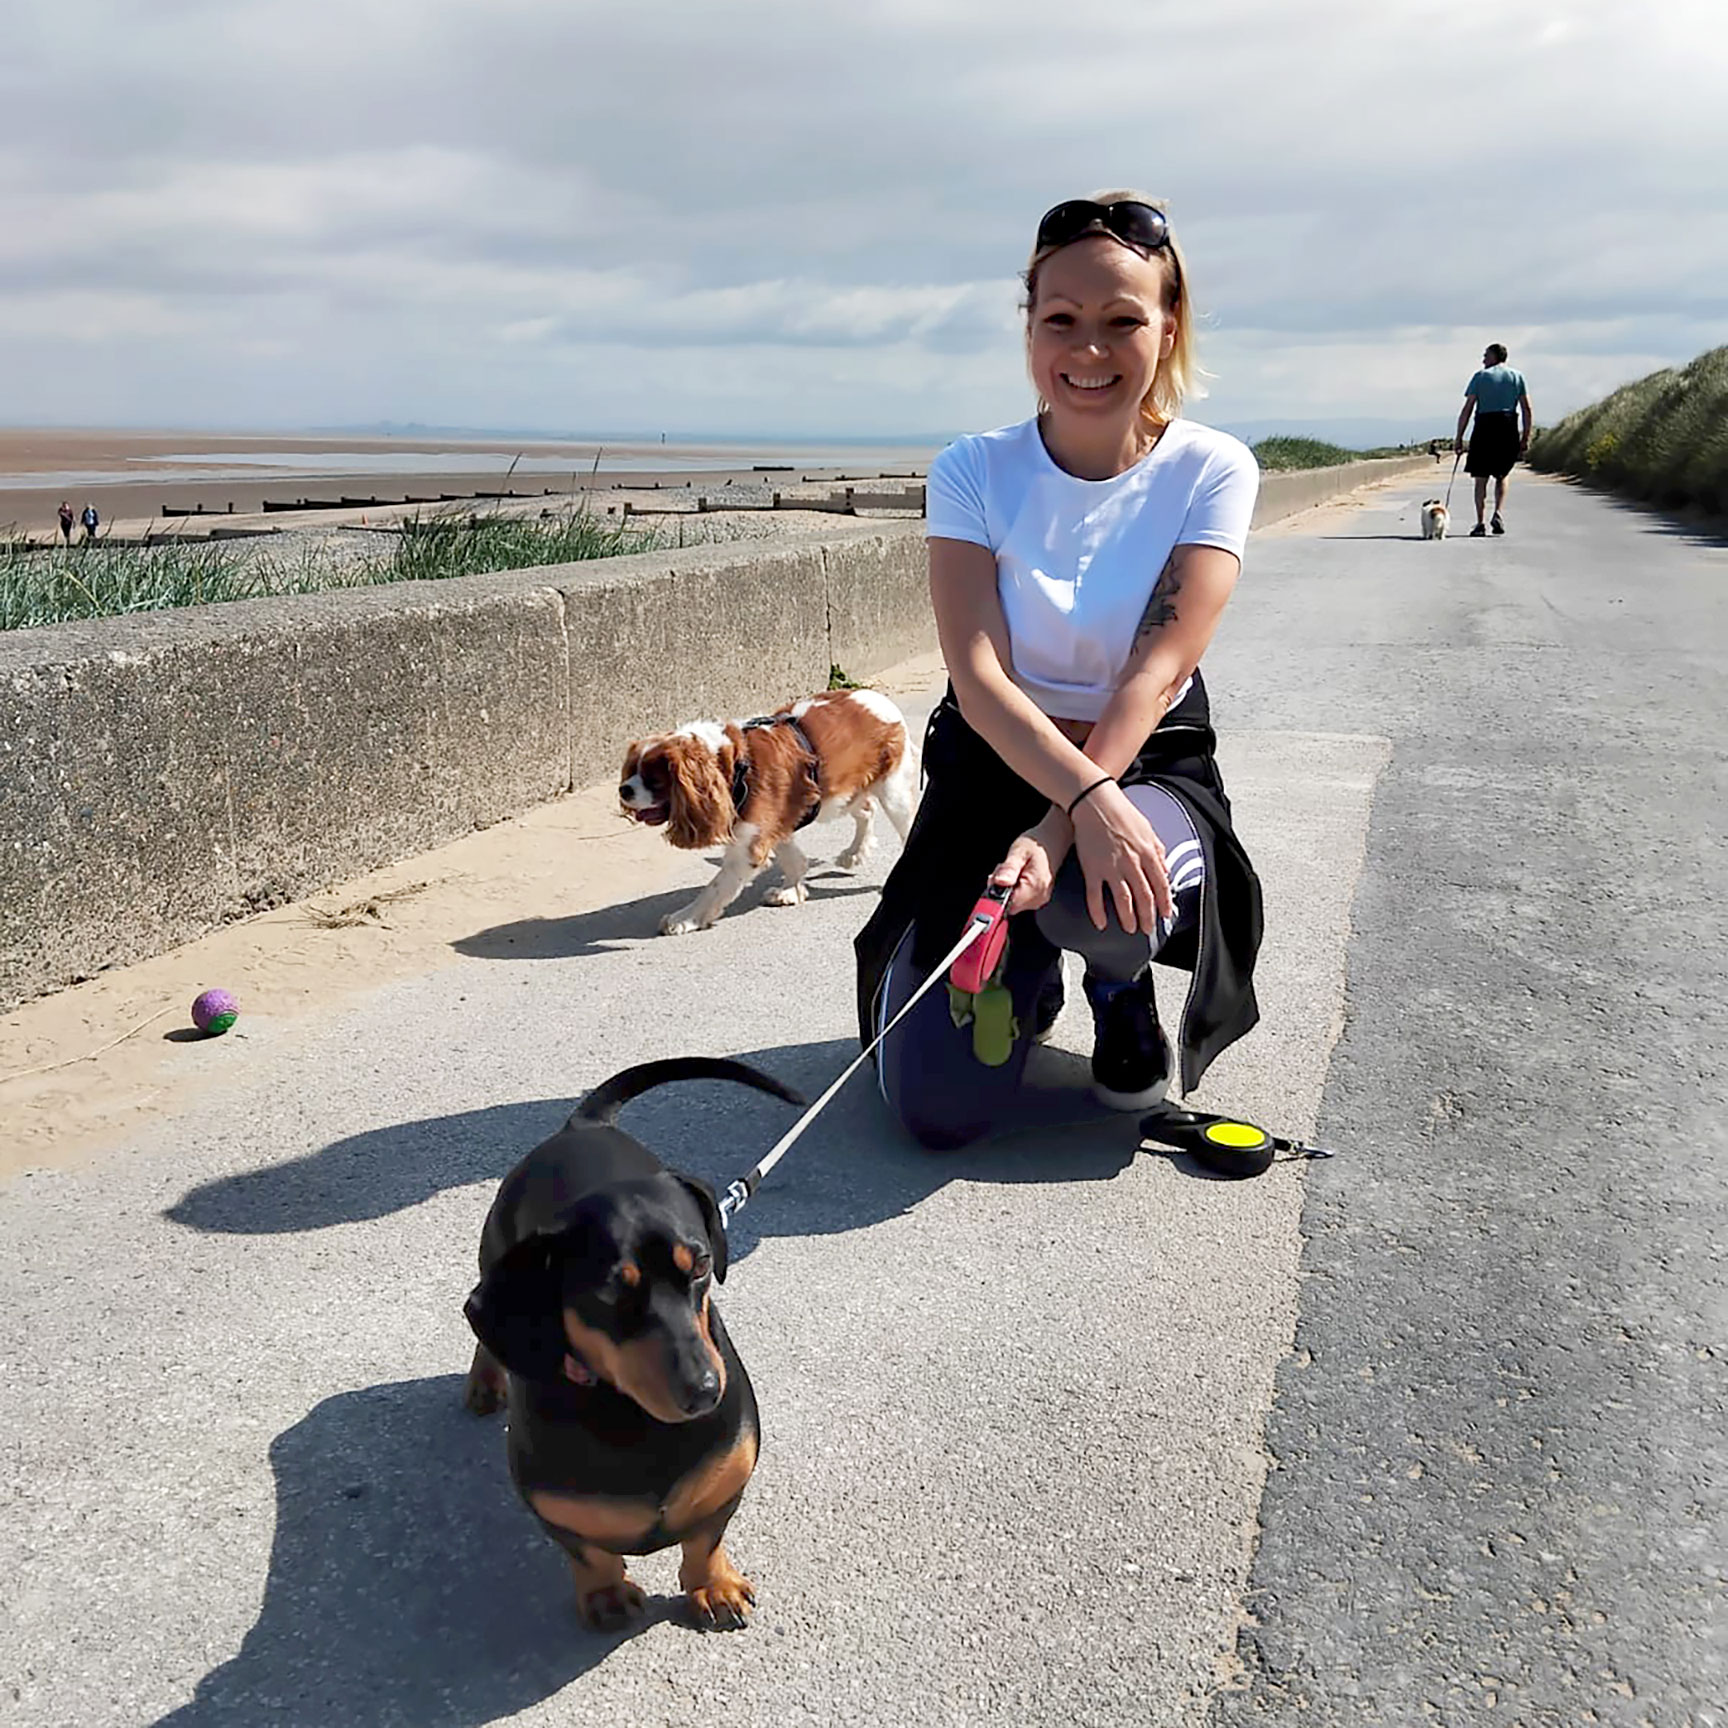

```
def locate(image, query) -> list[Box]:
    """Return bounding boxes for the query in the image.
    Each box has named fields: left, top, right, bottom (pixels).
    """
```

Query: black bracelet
left=1066, top=775, right=1115, bottom=817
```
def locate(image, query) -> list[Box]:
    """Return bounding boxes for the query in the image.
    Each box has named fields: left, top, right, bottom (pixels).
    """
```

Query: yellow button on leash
left=1202, top=1120, right=1273, bottom=1152
left=1138, top=1106, right=1336, bottom=1180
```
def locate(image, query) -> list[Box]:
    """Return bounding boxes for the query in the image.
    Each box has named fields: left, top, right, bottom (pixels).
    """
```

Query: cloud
left=2, top=0, right=1724, bottom=433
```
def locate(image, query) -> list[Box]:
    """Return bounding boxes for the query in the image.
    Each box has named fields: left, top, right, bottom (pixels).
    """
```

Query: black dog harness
left=730, top=713, right=823, bottom=831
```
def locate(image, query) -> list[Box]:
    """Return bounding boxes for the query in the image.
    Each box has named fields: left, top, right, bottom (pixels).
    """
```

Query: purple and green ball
left=192, top=988, right=239, bottom=1036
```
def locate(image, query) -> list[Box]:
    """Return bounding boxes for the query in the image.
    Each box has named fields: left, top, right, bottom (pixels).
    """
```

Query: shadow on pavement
left=149, top=1374, right=638, bottom=1728
left=453, top=873, right=878, bottom=960
left=1541, top=473, right=1728, bottom=547
left=164, top=1037, right=1144, bottom=1247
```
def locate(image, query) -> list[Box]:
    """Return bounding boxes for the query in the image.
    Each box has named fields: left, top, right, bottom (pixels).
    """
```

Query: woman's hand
left=991, top=810, right=1074, bottom=917
left=1070, top=783, right=1173, bottom=933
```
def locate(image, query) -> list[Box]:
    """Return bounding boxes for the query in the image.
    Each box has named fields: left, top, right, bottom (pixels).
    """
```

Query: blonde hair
left=1022, top=188, right=1201, bottom=430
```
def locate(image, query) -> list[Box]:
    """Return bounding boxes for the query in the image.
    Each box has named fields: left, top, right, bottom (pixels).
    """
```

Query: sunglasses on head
left=1035, top=199, right=1172, bottom=255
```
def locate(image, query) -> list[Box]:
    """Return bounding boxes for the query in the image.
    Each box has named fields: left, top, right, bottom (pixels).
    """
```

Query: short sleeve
left=1177, top=442, right=1259, bottom=559
left=1465, top=369, right=1486, bottom=398
left=924, top=437, right=992, bottom=548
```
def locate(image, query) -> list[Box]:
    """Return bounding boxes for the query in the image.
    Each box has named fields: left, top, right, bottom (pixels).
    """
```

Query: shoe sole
left=1089, top=1074, right=1172, bottom=1112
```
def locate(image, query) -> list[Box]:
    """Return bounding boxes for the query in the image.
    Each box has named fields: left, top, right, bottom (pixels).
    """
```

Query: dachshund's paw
left=579, top=1578, right=647, bottom=1632
left=763, top=882, right=807, bottom=908
left=463, top=1346, right=507, bottom=1416
left=462, top=1374, right=504, bottom=1417
left=685, top=1571, right=756, bottom=1631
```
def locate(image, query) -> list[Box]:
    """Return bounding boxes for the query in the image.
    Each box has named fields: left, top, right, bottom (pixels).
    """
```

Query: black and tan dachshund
left=463, top=1057, right=802, bottom=1632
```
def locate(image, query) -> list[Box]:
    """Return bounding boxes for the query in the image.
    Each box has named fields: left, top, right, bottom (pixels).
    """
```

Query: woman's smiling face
left=1028, top=236, right=1175, bottom=430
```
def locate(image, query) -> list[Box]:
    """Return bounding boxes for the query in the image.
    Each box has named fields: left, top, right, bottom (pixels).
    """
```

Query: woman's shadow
left=150, top=1374, right=629, bottom=1727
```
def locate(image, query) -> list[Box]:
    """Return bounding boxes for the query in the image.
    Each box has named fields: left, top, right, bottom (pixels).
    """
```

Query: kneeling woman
left=856, top=192, right=1264, bottom=1150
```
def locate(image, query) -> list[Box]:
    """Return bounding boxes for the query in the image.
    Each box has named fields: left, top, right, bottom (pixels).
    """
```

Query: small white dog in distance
left=619, top=687, right=917, bottom=935
left=1420, top=498, right=1449, bottom=540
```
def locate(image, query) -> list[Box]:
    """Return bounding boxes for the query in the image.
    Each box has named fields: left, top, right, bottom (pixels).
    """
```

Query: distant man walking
left=57, top=500, right=74, bottom=544
left=1455, top=343, right=1533, bottom=536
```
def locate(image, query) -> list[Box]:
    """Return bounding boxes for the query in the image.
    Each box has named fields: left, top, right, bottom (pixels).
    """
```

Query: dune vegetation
left=1528, top=345, right=1728, bottom=516
left=1250, top=435, right=1422, bottom=471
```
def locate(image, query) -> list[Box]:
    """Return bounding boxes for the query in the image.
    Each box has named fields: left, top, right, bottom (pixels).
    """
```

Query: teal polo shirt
left=1467, top=364, right=1527, bottom=413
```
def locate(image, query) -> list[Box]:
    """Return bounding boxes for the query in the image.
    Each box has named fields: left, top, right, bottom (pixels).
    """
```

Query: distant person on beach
left=80, top=503, right=100, bottom=543
left=856, top=190, right=1263, bottom=1148
left=57, top=501, right=74, bottom=544
left=1455, top=343, right=1533, bottom=536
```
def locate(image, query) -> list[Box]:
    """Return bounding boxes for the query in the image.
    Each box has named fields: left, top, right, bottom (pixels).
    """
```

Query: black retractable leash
left=1138, top=1104, right=1339, bottom=1180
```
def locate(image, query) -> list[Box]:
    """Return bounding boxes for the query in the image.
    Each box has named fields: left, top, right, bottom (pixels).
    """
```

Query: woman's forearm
left=1082, top=663, right=1187, bottom=779
left=948, top=651, right=1109, bottom=809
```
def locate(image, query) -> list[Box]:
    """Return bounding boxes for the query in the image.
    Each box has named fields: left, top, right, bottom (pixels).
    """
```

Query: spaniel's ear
left=665, top=736, right=734, bottom=849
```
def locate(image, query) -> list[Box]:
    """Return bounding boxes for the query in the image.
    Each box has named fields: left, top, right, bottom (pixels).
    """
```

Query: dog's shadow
left=454, top=873, right=878, bottom=961
left=148, top=1374, right=641, bottom=1728
left=164, top=1038, right=1142, bottom=1247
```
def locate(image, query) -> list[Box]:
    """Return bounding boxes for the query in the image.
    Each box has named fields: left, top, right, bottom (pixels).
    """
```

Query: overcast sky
left=5, top=0, right=1725, bottom=442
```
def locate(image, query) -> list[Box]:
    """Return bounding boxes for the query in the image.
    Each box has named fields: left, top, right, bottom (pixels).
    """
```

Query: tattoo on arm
left=1136, top=552, right=1184, bottom=638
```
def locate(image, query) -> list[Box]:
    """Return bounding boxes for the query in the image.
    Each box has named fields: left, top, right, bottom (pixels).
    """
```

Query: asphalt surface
left=2, top=471, right=1722, bottom=1727
left=1207, top=475, right=1726, bottom=1727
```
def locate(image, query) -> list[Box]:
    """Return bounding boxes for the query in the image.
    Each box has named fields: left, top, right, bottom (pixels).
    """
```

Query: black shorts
left=1466, top=411, right=1521, bottom=479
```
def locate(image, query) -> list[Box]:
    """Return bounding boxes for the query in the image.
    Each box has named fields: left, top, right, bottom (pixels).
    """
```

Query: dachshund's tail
left=571, top=1057, right=806, bottom=1127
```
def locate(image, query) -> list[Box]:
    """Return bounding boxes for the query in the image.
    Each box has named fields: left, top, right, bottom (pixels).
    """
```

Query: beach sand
left=0, top=428, right=931, bottom=544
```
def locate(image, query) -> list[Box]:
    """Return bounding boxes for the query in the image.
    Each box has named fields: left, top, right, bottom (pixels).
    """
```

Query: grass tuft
left=0, top=506, right=659, bottom=632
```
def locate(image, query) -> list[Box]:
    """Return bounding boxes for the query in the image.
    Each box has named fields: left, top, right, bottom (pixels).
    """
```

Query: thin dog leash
left=1443, top=448, right=1463, bottom=514
left=717, top=914, right=991, bottom=1225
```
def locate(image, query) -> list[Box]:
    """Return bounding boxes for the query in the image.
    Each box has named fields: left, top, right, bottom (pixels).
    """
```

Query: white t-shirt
left=925, top=416, right=1259, bottom=721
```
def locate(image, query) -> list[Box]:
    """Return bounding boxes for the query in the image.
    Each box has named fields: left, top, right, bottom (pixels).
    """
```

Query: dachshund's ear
left=464, top=1236, right=569, bottom=1381
left=665, top=736, right=734, bottom=850
left=678, top=1176, right=729, bottom=1283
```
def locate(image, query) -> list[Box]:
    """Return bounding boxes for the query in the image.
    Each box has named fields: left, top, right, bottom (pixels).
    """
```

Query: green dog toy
left=948, top=978, right=1018, bottom=1066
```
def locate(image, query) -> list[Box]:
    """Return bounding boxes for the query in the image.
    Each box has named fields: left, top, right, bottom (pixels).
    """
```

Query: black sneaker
left=1031, top=969, right=1065, bottom=1045
left=1490, top=513, right=1505, bottom=534
left=1469, top=523, right=1487, bottom=537
left=1084, top=971, right=1172, bottom=1110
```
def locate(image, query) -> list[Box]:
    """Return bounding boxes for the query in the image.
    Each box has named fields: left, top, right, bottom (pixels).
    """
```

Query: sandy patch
left=0, top=652, right=948, bottom=1180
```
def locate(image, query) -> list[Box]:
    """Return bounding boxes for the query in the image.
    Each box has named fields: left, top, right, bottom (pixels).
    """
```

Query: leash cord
left=718, top=914, right=990, bottom=1225
left=1443, top=449, right=1462, bottom=514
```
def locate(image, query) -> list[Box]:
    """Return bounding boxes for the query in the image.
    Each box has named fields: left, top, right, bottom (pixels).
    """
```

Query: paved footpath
left=1, top=473, right=1721, bottom=1727
left=1210, top=475, right=1726, bottom=1727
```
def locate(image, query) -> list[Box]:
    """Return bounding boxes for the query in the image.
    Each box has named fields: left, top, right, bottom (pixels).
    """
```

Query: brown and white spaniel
left=619, top=687, right=917, bottom=935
